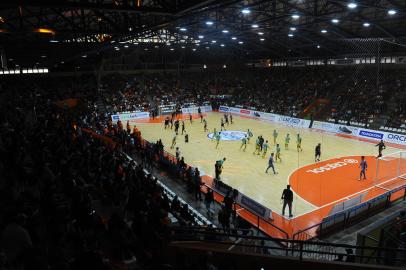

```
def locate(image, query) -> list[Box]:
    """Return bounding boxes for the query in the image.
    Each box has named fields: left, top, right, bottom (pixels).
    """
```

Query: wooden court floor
left=132, top=112, right=402, bottom=218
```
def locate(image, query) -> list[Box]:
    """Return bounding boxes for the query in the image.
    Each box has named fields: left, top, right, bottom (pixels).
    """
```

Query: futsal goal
left=375, top=151, right=406, bottom=186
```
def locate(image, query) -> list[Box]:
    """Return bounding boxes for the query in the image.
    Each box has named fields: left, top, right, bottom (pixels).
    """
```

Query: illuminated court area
left=133, top=112, right=405, bottom=224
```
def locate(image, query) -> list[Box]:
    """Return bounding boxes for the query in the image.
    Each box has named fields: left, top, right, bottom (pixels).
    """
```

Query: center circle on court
left=207, top=130, right=247, bottom=141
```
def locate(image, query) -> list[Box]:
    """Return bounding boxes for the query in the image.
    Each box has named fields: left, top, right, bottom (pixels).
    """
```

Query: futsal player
left=203, top=118, right=208, bottom=132
left=375, top=140, right=386, bottom=158
left=230, top=114, right=233, bottom=124
left=253, top=137, right=261, bottom=155
left=220, top=118, right=226, bottom=131
left=296, top=134, right=303, bottom=152
left=259, top=135, right=264, bottom=151
left=285, top=134, right=290, bottom=150
left=273, top=129, right=278, bottom=145
left=315, top=143, right=321, bottom=162
left=240, top=135, right=247, bottom=151
left=170, top=134, right=177, bottom=149
left=225, top=114, right=229, bottom=126
left=265, top=153, right=278, bottom=175
left=199, top=107, right=203, bottom=122
left=275, top=144, right=282, bottom=162
left=359, top=156, right=367, bottom=180
left=164, top=117, right=169, bottom=129
left=247, top=129, right=253, bottom=144
left=215, top=132, right=221, bottom=149
left=212, top=128, right=218, bottom=141
left=174, top=119, right=180, bottom=135
left=189, top=113, right=193, bottom=124
left=262, top=140, right=269, bottom=158
left=181, top=120, right=186, bottom=135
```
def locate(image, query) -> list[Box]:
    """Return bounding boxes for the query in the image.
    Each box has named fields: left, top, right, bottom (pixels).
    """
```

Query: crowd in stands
left=0, top=82, right=219, bottom=269
left=97, top=67, right=406, bottom=130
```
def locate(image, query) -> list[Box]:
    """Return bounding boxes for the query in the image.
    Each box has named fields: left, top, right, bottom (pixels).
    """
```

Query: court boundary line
left=290, top=175, right=404, bottom=220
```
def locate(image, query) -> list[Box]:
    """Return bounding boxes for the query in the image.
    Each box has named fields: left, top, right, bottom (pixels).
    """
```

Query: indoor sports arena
left=0, top=1, right=406, bottom=269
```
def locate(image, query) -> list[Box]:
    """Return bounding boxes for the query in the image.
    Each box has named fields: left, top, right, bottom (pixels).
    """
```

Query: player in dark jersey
left=220, top=118, right=226, bottom=131
left=164, top=117, right=169, bottom=129
left=376, top=140, right=386, bottom=158
left=315, top=143, right=321, bottom=162
left=259, top=135, right=264, bottom=151
left=174, top=119, right=180, bottom=135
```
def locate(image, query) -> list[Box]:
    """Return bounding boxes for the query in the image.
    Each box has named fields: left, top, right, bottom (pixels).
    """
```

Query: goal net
left=375, top=151, right=406, bottom=186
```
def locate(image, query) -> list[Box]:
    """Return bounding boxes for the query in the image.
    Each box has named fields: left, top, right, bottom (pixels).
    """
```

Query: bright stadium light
left=347, top=2, right=357, bottom=9
left=231, top=37, right=237, bottom=40
left=388, top=9, right=397, bottom=15
left=220, top=44, right=225, bottom=47
left=179, top=27, right=187, bottom=31
left=260, top=38, right=265, bottom=41
left=252, top=24, right=259, bottom=28
left=288, top=33, right=294, bottom=37
left=205, top=21, right=214, bottom=26
left=317, top=45, right=321, bottom=48
left=331, top=18, right=339, bottom=24
left=242, top=8, right=251, bottom=14
left=290, top=27, right=297, bottom=31
left=198, top=35, right=204, bottom=39
left=222, top=29, right=229, bottom=33
left=192, top=48, right=196, bottom=51
left=238, top=41, right=244, bottom=44
left=170, top=48, right=174, bottom=51
left=291, top=14, right=300, bottom=19
left=363, top=22, right=370, bottom=27
left=321, top=29, right=327, bottom=33
left=258, top=32, right=264, bottom=35
left=211, top=40, right=216, bottom=43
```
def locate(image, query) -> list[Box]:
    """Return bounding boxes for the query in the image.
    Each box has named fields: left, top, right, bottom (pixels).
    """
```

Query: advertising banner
left=111, top=111, right=150, bottom=122
left=181, top=106, right=213, bottom=114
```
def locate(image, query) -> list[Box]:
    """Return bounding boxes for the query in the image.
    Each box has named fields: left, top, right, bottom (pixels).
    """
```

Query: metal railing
left=170, top=227, right=406, bottom=268
left=293, top=187, right=406, bottom=241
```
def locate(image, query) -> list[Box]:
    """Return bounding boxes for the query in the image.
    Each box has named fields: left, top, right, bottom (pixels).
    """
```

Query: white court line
left=291, top=175, right=404, bottom=220
left=376, top=186, right=390, bottom=191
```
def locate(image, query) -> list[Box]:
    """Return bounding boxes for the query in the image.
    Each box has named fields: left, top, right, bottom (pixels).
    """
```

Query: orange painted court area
left=289, top=155, right=401, bottom=207
left=131, top=113, right=406, bottom=239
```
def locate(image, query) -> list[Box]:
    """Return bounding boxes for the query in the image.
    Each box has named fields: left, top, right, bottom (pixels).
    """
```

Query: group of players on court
left=162, top=109, right=387, bottom=181
left=236, top=128, right=305, bottom=175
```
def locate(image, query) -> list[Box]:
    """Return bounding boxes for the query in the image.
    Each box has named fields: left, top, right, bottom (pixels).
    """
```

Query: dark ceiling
left=1, top=0, right=406, bottom=70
